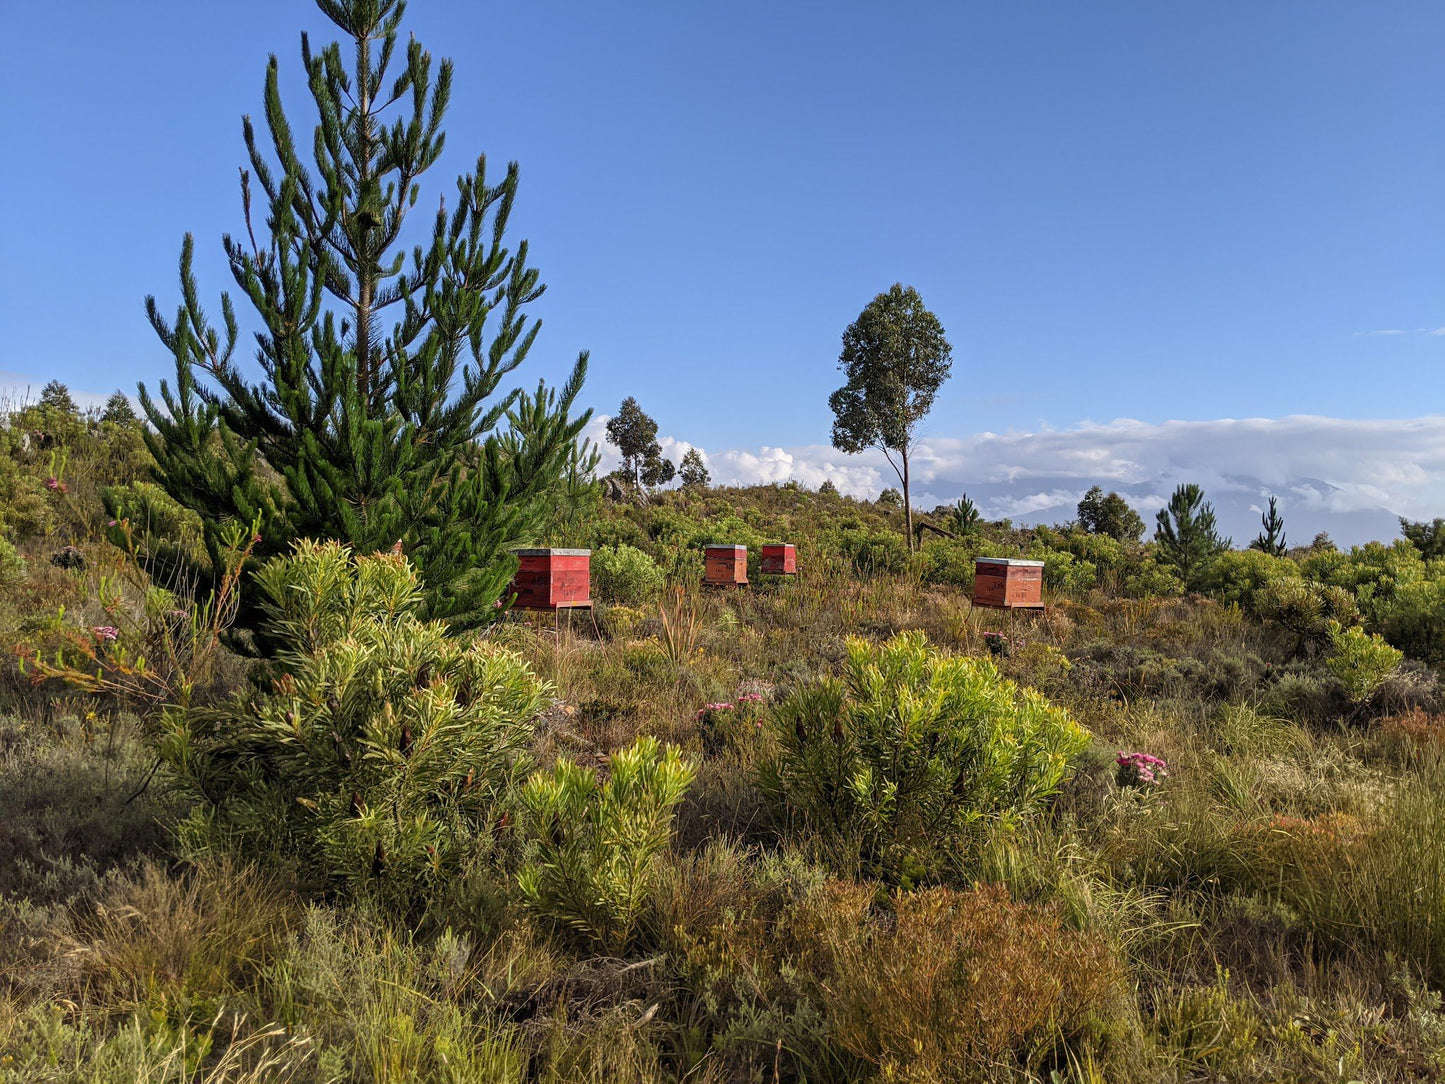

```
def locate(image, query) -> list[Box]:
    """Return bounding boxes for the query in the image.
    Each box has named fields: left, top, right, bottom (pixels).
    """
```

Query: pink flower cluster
left=1116, top=751, right=1168, bottom=786
left=45, top=477, right=66, bottom=493
left=91, top=625, right=120, bottom=642
left=694, top=701, right=734, bottom=721
left=737, top=693, right=765, bottom=704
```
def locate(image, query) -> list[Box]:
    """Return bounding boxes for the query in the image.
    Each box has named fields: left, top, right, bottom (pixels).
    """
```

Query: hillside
left=2, top=394, right=1445, bottom=1082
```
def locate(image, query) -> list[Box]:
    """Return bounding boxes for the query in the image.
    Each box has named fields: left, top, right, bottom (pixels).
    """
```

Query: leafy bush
left=766, top=632, right=1091, bottom=882
left=1326, top=620, right=1403, bottom=703
left=834, top=528, right=913, bottom=578
left=160, top=541, right=548, bottom=914
left=517, top=735, right=694, bottom=953
left=1028, top=546, right=1097, bottom=595
left=920, top=538, right=977, bottom=587
left=0, top=535, right=25, bottom=590
left=1123, top=556, right=1185, bottom=599
left=1253, top=577, right=1358, bottom=647
left=1381, top=578, right=1445, bottom=668
left=1199, top=548, right=1300, bottom=611
left=591, top=543, right=665, bottom=605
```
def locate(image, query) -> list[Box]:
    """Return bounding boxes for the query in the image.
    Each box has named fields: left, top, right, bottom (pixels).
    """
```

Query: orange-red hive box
left=972, top=557, right=1044, bottom=610
left=510, top=548, right=592, bottom=610
left=761, top=543, right=797, bottom=575
left=704, top=544, right=748, bottom=586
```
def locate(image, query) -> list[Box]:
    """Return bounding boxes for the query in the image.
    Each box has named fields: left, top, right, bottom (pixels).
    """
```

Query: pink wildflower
left=91, top=626, right=120, bottom=642
left=1116, top=751, right=1169, bottom=788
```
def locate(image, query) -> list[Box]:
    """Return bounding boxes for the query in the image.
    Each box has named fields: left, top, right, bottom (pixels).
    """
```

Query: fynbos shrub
left=591, top=543, right=665, bottom=605
left=765, top=631, right=1090, bottom=882
left=517, top=735, right=694, bottom=952
left=1327, top=620, right=1403, bottom=704
left=160, top=541, right=548, bottom=913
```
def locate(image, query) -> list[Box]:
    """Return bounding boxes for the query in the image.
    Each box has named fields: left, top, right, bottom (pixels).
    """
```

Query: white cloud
left=614, top=415, right=1445, bottom=541
left=1355, top=327, right=1445, bottom=337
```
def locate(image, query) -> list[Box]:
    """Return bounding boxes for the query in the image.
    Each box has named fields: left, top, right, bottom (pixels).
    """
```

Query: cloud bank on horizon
left=589, top=413, right=1445, bottom=542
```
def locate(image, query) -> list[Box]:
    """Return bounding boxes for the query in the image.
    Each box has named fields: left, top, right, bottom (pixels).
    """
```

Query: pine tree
left=950, top=494, right=982, bottom=535
left=1154, top=483, right=1230, bottom=588
left=605, top=397, right=674, bottom=488
left=678, top=448, right=710, bottom=488
left=1250, top=495, right=1287, bottom=556
left=39, top=381, right=77, bottom=415
left=829, top=284, right=953, bottom=550
left=129, top=0, right=591, bottom=636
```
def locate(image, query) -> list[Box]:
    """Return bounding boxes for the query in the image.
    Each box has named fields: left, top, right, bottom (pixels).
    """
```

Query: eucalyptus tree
left=828, top=284, right=953, bottom=549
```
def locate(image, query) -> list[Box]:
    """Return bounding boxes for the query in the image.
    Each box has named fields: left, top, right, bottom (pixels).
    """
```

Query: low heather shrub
left=819, top=883, right=1123, bottom=1077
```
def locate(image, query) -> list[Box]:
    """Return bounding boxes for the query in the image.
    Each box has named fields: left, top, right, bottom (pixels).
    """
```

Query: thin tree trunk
left=903, top=446, right=914, bottom=552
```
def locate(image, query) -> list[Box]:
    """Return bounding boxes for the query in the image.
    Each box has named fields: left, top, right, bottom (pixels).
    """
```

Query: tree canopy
left=828, top=284, right=953, bottom=549
left=1077, top=486, right=1145, bottom=542
left=606, top=397, right=675, bottom=488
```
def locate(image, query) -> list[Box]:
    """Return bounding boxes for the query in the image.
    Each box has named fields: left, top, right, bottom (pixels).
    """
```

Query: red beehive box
left=704, top=544, right=748, bottom=586
left=972, top=557, right=1045, bottom=610
left=761, top=543, right=797, bottom=575
left=510, top=548, right=592, bottom=610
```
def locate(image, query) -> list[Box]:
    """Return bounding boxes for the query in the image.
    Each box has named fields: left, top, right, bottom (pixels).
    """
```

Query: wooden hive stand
left=703, top=544, right=748, bottom=587
left=509, top=549, right=593, bottom=610
left=760, top=543, right=797, bottom=575
left=972, top=557, right=1045, bottom=610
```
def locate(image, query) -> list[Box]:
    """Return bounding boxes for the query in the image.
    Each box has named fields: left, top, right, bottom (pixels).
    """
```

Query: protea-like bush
left=517, top=735, right=694, bottom=953
left=765, top=631, right=1090, bottom=882
left=160, top=540, right=549, bottom=913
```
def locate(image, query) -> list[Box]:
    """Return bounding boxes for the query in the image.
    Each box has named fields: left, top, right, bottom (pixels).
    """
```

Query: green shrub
left=160, top=541, right=549, bottom=914
left=1253, top=577, right=1358, bottom=646
left=765, top=632, right=1091, bottom=882
left=1326, top=620, right=1403, bottom=703
left=834, top=528, right=913, bottom=578
left=591, top=543, right=665, bottom=605
left=1381, top=578, right=1445, bottom=668
left=1028, top=546, right=1097, bottom=595
left=920, top=538, right=977, bottom=587
left=517, top=735, right=694, bottom=953
left=0, top=535, right=25, bottom=590
left=1199, top=548, right=1300, bottom=611
left=1123, top=556, right=1185, bottom=599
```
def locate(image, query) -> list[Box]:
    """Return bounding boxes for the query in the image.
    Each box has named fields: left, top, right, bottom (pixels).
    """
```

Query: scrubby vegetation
left=5, top=385, right=1445, bottom=1082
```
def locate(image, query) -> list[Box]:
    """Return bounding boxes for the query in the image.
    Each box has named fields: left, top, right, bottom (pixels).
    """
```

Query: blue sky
left=2, top=2, right=1443, bottom=534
